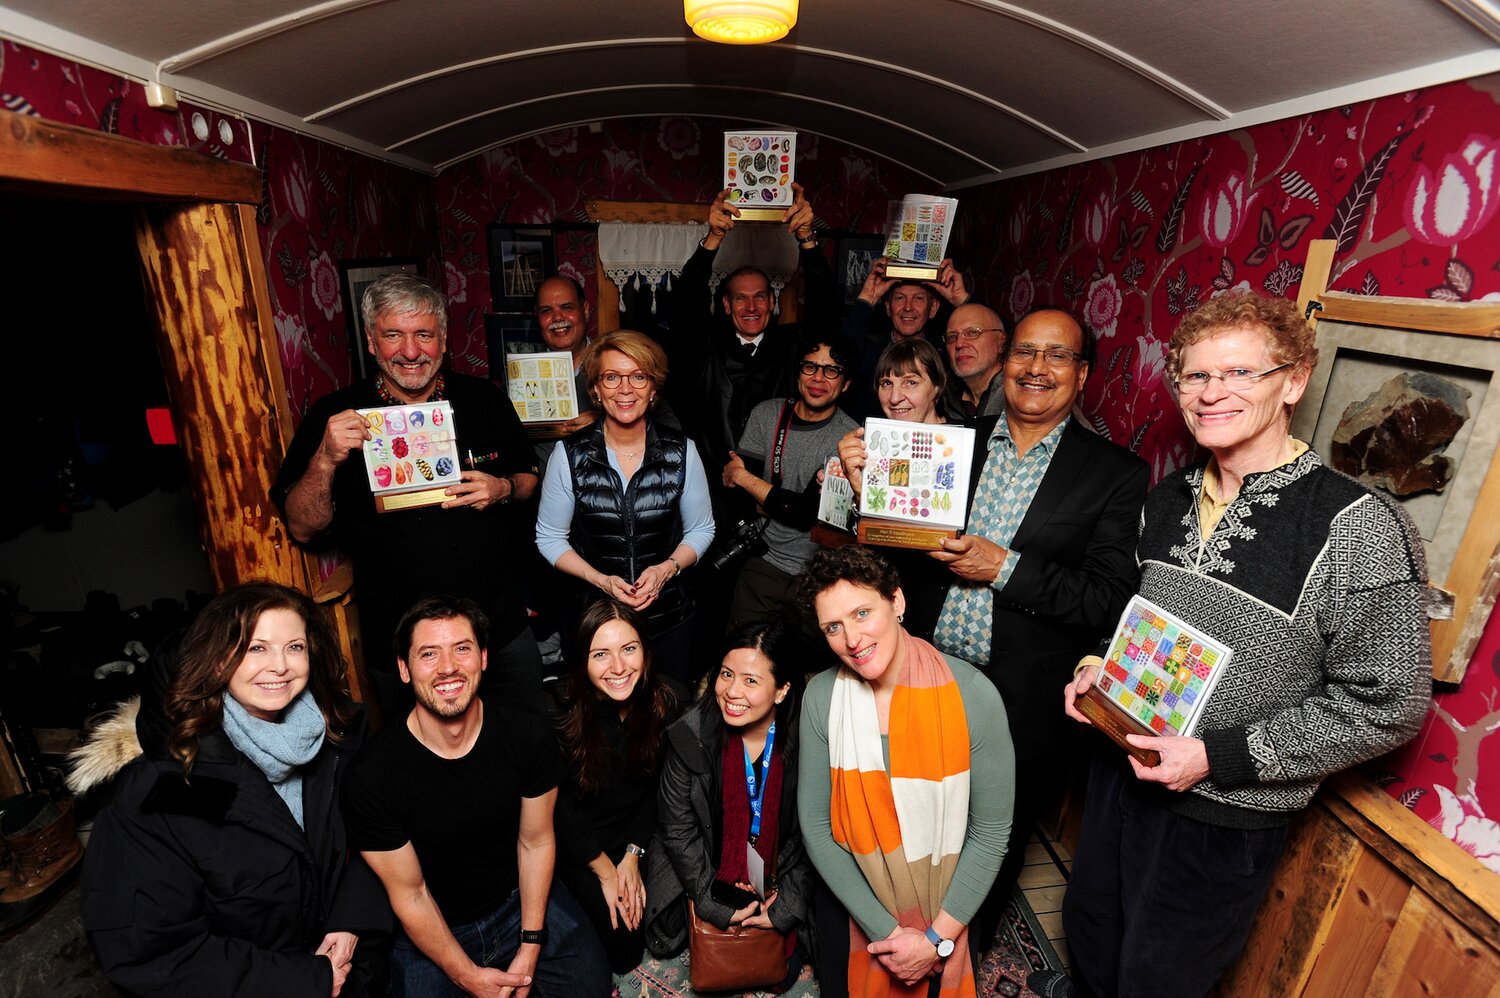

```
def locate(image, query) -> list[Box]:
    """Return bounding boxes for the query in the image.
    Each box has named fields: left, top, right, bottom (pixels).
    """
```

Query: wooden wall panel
left=1301, top=847, right=1411, bottom=997
left=134, top=201, right=307, bottom=590
left=1367, top=889, right=1500, bottom=997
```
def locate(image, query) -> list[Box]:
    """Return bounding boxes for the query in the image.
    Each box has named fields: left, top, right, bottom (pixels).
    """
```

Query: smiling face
left=1177, top=324, right=1308, bottom=466
left=366, top=308, right=445, bottom=402
left=535, top=277, right=589, bottom=356
left=595, top=349, right=656, bottom=429
left=886, top=284, right=939, bottom=339
left=814, top=580, right=907, bottom=688
left=795, top=343, right=849, bottom=418
left=715, top=646, right=787, bottom=735
left=227, top=607, right=311, bottom=722
left=586, top=618, right=644, bottom=706
left=1003, top=310, right=1089, bottom=435
left=877, top=365, right=943, bottom=423
left=723, top=272, right=772, bottom=340
left=399, top=615, right=487, bottom=719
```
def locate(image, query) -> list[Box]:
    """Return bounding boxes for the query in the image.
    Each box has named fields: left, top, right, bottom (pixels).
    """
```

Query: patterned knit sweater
left=1137, top=449, right=1431, bottom=829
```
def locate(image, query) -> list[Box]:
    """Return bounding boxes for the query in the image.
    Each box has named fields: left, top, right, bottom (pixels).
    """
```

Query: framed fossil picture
left=1292, top=284, right=1500, bottom=684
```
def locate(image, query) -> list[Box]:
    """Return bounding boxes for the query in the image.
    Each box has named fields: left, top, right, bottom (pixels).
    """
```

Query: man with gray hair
left=274, top=273, right=543, bottom=720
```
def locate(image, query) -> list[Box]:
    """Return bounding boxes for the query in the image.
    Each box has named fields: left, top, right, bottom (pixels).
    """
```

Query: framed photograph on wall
left=1291, top=293, right=1500, bottom=684
left=483, top=313, right=543, bottom=390
left=488, top=226, right=554, bottom=310
left=340, top=257, right=420, bottom=382
left=836, top=234, right=887, bottom=305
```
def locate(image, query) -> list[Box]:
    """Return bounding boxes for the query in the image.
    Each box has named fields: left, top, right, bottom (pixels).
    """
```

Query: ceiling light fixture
left=684, top=0, right=798, bottom=44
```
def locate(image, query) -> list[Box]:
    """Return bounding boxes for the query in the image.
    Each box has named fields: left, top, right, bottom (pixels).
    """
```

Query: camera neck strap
left=769, top=400, right=797, bottom=487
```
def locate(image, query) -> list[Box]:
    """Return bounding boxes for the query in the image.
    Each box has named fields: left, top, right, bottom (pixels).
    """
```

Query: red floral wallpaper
left=435, top=117, right=925, bottom=371
left=947, top=73, right=1500, bottom=868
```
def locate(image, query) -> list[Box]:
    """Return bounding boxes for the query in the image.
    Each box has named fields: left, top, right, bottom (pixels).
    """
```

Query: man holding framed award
left=900, top=308, right=1149, bottom=941
left=1047, top=292, right=1432, bottom=998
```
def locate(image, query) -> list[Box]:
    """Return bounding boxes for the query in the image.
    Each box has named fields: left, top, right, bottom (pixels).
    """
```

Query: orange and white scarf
left=829, top=636, right=974, bottom=998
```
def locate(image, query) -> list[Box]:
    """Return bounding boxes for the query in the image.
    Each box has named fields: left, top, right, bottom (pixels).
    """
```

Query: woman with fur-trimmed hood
left=70, top=582, right=390, bottom=998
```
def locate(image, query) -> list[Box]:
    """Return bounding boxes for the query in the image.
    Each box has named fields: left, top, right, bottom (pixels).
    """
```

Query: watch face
left=937, top=938, right=955, bottom=958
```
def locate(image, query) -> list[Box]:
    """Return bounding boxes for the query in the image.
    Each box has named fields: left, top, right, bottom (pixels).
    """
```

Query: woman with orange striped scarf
left=798, top=546, right=1015, bottom=997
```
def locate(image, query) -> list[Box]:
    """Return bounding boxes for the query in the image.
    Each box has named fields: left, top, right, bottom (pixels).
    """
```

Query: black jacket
left=77, top=636, right=391, bottom=998
left=903, top=416, right=1149, bottom=759
left=563, top=415, right=691, bottom=625
left=643, top=699, right=812, bottom=958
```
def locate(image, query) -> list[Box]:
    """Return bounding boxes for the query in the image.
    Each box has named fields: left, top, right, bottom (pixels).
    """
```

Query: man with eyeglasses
left=275, top=273, right=544, bottom=722
left=721, top=334, right=859, bottom=636
left=942, top=303, right=1010, bottom=421
left=667, top=183, right=836, bottom=518
left=843, top=256, right=973, bottom=419
left=904, top=308, right=1149, bottom=945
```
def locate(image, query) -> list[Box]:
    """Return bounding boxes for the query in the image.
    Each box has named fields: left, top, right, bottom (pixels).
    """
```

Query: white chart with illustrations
left=857, top=418, right=974, bottom=530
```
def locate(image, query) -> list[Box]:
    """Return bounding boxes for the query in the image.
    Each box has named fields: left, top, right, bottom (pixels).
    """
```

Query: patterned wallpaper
left=947, top=73, right=1500, bottom=869
left=434, top=117, right=926, bottom=371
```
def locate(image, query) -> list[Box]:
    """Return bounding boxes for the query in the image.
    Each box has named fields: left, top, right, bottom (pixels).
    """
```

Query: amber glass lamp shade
left=684, top=0, right=798, bottom=44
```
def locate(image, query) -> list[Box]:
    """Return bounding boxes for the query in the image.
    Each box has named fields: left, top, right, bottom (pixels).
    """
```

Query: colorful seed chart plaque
left=505, top=351, right=578, bottom=423
left=723, top=130, right=796, bottom=221
left=356, top=401, right=461, bottom=512
left=856, top=418, right=974, bottom=548
left=1078, top=594, right=1235, bottom=767
left=882, top=194, right=959, bottom=280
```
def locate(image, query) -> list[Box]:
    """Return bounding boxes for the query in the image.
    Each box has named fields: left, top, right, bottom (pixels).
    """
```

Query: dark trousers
left=1062, top=752, right=1290, bottom=998
left=556, top=851, right=646, bottom=976
left=727, top=555, right=835, bottom=673
left=390, top=880, right=608, bottom=997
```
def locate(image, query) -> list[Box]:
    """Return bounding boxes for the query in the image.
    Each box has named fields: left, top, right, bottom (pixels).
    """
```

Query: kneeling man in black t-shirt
left=344, top=596, right=609, bottom=996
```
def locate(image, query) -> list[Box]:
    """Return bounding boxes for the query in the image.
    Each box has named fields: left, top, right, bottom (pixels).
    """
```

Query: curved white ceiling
left=1, top=0, right=1496, bottom=185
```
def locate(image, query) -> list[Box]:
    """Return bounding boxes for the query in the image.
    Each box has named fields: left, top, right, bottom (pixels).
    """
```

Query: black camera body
left=710, top=517, right=768, bottom=573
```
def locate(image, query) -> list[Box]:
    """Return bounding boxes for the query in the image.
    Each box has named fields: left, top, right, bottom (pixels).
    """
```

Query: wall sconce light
left=684, top=0, right=798, bottom=44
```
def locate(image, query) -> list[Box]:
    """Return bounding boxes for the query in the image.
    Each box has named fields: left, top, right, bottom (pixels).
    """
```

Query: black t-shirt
left=272, top=372, right=538, bottom=669
left=342, top=706, right=562, bottom=925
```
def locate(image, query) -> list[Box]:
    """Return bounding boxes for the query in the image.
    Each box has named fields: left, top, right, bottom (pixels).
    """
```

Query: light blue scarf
left=221, top=689, right=326, bottom=829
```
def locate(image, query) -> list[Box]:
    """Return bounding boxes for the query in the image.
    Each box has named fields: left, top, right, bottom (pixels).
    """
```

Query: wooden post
left=133, top=201, right=309, bottom=591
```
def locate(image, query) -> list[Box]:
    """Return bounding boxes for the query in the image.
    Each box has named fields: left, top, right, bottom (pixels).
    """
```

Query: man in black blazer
left=902, top=308, right=1149, bottom=927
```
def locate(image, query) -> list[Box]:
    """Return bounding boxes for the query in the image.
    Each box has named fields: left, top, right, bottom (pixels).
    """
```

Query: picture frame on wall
left=483, top=312, right=543, bottom=391
left=1291, top=292, right=1500, bottom=684
left=836, top=234, right=888, bottom=305
left=488, top=225, right=555, bottom=311
left=340, top=257, right=421, bottom=382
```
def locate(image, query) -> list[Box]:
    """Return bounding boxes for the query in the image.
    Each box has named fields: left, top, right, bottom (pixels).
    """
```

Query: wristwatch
left=924, top=926, right=955, bottom=958
left=625, top=843, right=648, bottom=859
left=519, top=927, right=548, bottom=947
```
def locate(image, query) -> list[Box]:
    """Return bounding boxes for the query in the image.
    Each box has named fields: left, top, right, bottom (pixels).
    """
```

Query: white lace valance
left=596, top=220, right=802, bottom=314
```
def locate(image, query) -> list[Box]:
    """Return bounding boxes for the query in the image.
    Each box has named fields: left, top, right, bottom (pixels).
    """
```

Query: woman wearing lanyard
left=643, top=619, right=813, bottom=987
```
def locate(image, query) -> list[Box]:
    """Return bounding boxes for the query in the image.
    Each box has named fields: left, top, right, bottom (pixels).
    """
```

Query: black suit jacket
left=904, top=416, right=1149, bottom=759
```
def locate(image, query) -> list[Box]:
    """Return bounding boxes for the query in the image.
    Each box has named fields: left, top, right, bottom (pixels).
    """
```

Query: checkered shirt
left=932, top=417, right=1068, bottom=664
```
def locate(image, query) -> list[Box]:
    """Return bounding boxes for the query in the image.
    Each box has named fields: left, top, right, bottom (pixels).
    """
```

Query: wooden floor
left=1019, top=825, right=1073, bottom=970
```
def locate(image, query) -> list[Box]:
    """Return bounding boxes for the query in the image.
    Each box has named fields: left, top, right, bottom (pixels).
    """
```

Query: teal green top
left=796, top=653, right=1015, bottom=940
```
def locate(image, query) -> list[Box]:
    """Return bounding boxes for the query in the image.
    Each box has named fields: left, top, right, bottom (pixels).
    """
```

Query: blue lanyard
left=744, top=722, right=776, bottom=841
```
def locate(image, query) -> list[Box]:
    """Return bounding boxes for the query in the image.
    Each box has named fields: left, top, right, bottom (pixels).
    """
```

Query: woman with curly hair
left=75, top=581, right=389, bottom=998
left=550, top=599, right=684, bottom=973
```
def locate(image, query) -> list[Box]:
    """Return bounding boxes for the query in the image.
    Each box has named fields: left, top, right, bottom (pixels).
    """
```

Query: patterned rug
left=613, top=887, right=1065, bottom=997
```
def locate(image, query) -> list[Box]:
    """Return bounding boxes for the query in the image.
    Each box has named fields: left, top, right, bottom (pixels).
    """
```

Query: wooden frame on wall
left=487, top=225, right=554, bottom=310
left=1300, top=239, right=1500, bottom=684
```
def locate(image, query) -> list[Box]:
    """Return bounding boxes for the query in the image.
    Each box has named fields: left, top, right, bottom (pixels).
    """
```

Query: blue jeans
left=390, top=880, right=610, bottom=997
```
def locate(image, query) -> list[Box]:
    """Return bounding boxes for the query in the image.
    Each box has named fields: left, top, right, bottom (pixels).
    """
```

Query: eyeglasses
left=599, top=371, right=654, bottom=389
left=1174, top=362, right=1292, bottom=395
left=1007, top=345, right=1086, bottom=367
left=799, top=361, right=846, bottom=380
left=943, top=326, right=1003, bottom=344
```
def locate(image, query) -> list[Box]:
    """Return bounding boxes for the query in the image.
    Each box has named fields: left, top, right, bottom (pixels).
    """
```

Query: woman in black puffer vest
left=537, top=330, right=716, bottom=682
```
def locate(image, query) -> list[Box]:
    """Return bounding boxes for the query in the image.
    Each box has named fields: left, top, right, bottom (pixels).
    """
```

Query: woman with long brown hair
left=550, top=599, right=683, bottom=974
left=75, top=581, right=389, bottom=998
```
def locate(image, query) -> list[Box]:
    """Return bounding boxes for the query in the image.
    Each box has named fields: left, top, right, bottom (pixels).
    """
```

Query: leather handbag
left=687, top=900, right=787, bottom=992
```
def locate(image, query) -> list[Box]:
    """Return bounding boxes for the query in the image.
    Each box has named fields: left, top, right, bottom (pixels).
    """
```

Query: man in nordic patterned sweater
left=1045, top=292, right=1432, bottom=998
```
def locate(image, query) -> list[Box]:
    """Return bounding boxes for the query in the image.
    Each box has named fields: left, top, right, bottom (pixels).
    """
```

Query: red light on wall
left=146, top=407, right=177, bottom=445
